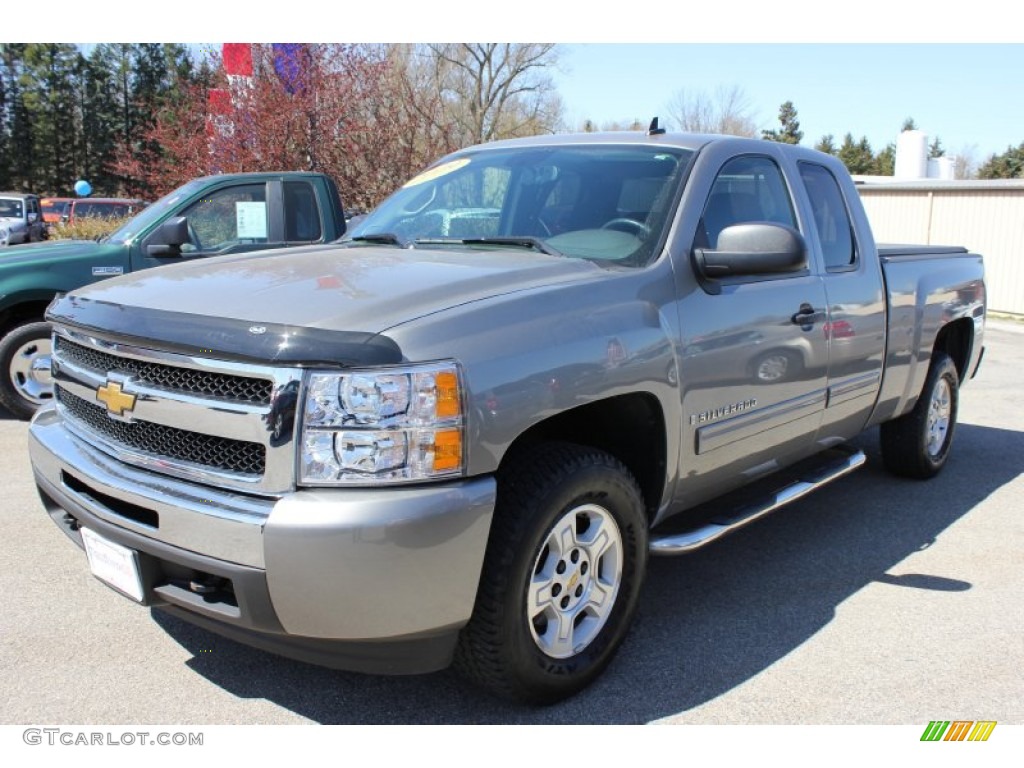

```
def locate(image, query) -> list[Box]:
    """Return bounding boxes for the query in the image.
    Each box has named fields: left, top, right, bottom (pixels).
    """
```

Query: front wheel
left=880, top=351, right=959, bottom=479
left=0, top=321, right=55, bottom=420
left=455, top=442, right=648, bottom=704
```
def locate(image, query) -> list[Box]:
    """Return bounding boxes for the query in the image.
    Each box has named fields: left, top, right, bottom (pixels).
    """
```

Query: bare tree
left=665, top=85, right=758, bottom=137
left=954, top=144, right=978, bottom=180
left=420, top=44, right=563, bottom=146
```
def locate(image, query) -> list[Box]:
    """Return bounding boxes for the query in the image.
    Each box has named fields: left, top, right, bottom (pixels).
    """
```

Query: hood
left=0, top=216, right=25, bottom=228
left=48, top=244, right=606, bottom=364
left=0, top=237, right=107, bottom=266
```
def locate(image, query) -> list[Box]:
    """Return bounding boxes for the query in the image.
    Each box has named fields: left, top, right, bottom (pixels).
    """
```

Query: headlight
left=300, top=361, right=464, bottom=485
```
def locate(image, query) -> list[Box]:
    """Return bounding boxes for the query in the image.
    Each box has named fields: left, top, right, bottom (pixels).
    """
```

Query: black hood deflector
left=47, top=294, right=403, bottom=367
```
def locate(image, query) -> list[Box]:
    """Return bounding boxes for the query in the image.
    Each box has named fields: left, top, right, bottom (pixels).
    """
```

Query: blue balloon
left=74, top=180, right=92, bottom=196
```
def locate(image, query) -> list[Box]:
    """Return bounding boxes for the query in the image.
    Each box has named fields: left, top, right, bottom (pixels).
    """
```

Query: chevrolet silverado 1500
left=29, top=128, right=985, bottom=703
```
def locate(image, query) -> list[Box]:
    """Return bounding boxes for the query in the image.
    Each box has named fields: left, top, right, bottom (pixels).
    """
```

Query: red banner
left=222, top=44, right=253, bottom=77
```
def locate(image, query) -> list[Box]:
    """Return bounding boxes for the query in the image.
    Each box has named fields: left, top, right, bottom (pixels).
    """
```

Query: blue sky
left=551, top=44, right=1023, bottom=163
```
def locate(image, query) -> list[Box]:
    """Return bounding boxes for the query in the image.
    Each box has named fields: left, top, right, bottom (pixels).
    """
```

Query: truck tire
left=0, top=321, right=55, bottom=420
left=455, top=442, right=648, bottom=704
left=880, top=351, right=959, bottom=479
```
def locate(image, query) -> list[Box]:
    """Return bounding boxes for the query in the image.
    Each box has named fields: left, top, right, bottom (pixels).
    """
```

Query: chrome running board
left=649, top=447, right=866, bottom=556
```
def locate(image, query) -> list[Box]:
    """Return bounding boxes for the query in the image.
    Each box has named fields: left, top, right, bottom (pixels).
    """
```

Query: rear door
left=796, top=161, right=887, bottom=440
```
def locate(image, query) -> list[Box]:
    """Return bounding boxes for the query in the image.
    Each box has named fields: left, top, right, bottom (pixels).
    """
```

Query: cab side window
left=182, top=184, right=267, bottom=252
left=798, top=163, right=856, bottom=270
left=284, top=181, right=322, bottom=242
left=697, top=155, right=797, bottom=249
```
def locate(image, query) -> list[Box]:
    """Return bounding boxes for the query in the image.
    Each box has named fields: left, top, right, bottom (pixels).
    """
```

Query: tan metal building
left=857, top=180, right=1024, bottom=317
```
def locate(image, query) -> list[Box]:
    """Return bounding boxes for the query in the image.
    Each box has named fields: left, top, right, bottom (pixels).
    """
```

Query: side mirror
left=146, top=216, right=190, bottom=257
left=695, top=223, right=807, bottom=278
left=27, top=212, right=38, bottom=224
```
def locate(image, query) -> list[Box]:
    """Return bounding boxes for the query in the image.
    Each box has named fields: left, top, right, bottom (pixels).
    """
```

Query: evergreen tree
left=874, top=143, right=896, bottom=175
left=2, top=45, right=34, bottom=190
left=929, top=136, right=945, bottom=158
left=0, top=43, right=204, bottom=194
left=837, top=133, right=875, bottom=174
left=0, top=45, right=10, bottom=189
left=762, top=100, right=802, bottom=144
left=902, top=117, right=917, bottom=132
left=21, top=44, right=79, bottom=193
left=76, top=47, right=122, bottom=194
left=815, top=134, right=837, bottom=155
left=977, top=142, right=1024, bottom=179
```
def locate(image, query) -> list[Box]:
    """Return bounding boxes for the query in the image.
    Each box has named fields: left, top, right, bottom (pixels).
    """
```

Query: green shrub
left=50, top=217, right=130, bottom=241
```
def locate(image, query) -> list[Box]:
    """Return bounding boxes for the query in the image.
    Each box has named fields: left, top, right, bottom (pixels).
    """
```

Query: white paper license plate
left=81, top=527, right=145, bottom=602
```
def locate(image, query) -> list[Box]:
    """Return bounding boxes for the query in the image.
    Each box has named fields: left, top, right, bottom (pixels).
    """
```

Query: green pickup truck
left=0, top=171, right=347, bottom=418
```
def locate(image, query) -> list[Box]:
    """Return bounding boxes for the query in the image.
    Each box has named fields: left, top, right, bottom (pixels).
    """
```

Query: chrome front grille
left=55, top=336, right=273, bottom=404
left=56, top=388, right=266, bottom=476
left=51, top=329, right=302, bottom=495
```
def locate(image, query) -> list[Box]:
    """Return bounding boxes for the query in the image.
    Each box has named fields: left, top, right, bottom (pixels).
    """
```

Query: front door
left=675, top=154, right=830, bottom=508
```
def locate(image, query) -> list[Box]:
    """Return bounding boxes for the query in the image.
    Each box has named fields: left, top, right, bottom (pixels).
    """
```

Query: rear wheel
left=880, top=351, right=959, bottom=479
left=0, top=321, right=54, bottom=420
left=455, top=442, right=648, bottom=704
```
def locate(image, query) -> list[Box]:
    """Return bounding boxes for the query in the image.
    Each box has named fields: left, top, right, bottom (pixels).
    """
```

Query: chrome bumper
left=30, top=404, right=496, bottom=645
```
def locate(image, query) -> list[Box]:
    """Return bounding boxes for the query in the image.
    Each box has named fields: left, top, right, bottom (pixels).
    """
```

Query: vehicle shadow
left=151, top=421, right=1021, bottom=724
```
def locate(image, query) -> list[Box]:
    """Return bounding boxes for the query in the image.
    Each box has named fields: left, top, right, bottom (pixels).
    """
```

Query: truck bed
left=878, top=244, right=969, bottom=258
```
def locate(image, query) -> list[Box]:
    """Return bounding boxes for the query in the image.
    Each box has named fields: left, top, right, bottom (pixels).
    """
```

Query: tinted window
left=284, top=181, right=322, bottom=241
left=697, top=155, right=797, bottom=249
left=798, top=163, right=856, bottom=270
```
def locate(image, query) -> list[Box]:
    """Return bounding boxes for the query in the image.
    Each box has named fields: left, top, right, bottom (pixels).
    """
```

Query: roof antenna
left=647, top=117, right=666, bottom=136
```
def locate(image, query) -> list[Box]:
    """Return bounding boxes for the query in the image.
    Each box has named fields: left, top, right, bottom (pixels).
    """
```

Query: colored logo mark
left=96, top=380, right=137, bottom=417
left=921, top=721, right=997, bottom=742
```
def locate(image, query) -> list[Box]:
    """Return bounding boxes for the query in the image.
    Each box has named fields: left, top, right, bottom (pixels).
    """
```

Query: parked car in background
left=0, top=171, right=349, bottom=418
left=63, top=198, right=146, bottom=224
left=40, top=197, right=73, bottom=232
left=0, top=193, right=47, bottom=246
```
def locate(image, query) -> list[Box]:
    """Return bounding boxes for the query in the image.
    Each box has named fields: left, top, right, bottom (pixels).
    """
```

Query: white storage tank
left=895, top=130, right=929, bottom=179
left=927, top=156, right=956, bottom=180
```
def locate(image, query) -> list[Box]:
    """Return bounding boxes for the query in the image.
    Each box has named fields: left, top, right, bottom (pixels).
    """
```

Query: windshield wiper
left=413, top=236, right=563, bottom=257
left=349, top=233, right=406, bottom=247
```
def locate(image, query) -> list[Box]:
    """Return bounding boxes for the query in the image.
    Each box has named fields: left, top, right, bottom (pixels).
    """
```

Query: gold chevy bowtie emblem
left=96, top=381, right=137, bottom=416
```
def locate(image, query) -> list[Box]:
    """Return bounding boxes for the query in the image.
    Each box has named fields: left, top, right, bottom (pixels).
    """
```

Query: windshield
left=105, top=179, right=207, bottom=245
left=349, top=144, right=692, bottom=267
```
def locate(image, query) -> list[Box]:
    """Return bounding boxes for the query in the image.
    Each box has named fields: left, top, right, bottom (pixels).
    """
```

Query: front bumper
left=29, top=405, right=496, bottom=674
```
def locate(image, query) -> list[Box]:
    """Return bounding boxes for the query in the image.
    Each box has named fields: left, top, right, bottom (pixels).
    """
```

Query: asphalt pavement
left=1, top=321, right=1021, bottom=726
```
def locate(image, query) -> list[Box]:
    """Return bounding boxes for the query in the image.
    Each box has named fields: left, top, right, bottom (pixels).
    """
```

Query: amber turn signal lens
left=432, top=429, right=462, bottom=472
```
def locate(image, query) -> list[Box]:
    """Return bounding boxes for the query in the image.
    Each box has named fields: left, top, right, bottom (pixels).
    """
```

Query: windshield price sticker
left=403, top=158, right=471, bottom=188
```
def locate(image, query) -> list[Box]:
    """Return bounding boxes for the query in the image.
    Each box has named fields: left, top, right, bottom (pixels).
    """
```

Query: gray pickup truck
left=29, top=129, right=985, bottom=704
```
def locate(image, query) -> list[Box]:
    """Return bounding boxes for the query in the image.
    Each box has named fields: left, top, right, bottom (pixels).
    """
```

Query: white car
left=0, top=193, right=47, bottom=246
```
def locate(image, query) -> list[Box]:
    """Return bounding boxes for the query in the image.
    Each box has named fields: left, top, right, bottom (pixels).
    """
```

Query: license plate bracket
left=81, top=527, right=145, bottom=603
